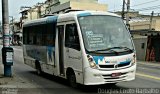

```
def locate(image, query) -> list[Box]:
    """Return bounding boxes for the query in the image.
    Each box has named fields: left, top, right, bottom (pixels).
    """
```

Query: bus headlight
left=87, top=55, right=97, bottom=69
left=131, top=54, right=136, bottom=66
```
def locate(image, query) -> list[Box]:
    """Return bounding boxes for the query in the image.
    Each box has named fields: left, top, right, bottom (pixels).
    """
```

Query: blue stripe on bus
left=77, top=12, right=91, bottom=17
left=93, top=56, right=104, bottom=64
left=47, top=16, right=58, bottom=23
left=119, top=60, right=131, bottom=65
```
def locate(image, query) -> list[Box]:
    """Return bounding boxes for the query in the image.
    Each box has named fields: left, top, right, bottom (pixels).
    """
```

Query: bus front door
left=58, top=25, right=65, bottom=76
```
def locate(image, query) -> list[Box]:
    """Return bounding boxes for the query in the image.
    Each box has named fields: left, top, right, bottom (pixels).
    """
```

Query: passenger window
left=65, top=23, right=80, bottom=51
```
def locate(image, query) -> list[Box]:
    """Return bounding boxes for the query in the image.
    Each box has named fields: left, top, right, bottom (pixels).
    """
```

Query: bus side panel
left=23, top=45, right=36, bottom=69
left=42, top=46, right=56, bottom=75
left=23, top=45, right=47, bottom=70
left=64, top=47, right=83, bottom=84
left=23, top=45, right=57, bottom=75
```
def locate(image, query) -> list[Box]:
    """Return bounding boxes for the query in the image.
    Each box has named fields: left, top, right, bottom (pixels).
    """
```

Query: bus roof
left=23, top=10, right=120, bottom=27
left=23, top=16, right=58, bottom=27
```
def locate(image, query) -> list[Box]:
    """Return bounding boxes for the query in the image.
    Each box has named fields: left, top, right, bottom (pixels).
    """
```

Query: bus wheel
left=67, top=71, right=77, bottom=88
left=35, top=61, right=42, bottom=75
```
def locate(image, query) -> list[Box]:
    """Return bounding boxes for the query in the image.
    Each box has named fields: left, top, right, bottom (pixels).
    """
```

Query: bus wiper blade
left=95, top=47, right=121, bottom=51
left=90, top=48, right=119, bottom=54
left=96, top=47, right=133, bottom=52
left=89, top=47, right=133, bottom=53
left=120, top=47, right=133, bottom=52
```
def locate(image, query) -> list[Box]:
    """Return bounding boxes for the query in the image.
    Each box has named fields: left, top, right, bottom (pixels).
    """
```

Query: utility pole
left=126, top=0, right=130, bottom=30
left=2, top=0, right=9, bottom=47
left=122, top=0, right=125, bottom=20
left=9, top=16, right=14, bottom=45
left=150, top=11, right=154, bottom=30
left=1, top=0, right=14, bottom=77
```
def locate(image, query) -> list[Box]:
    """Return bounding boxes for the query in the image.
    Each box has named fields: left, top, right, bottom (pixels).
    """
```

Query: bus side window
left=65, top=23, right=80, bottom=51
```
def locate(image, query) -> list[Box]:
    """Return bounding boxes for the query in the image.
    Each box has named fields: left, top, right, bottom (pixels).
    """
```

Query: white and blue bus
left=23, top=11, right=136, bottom=87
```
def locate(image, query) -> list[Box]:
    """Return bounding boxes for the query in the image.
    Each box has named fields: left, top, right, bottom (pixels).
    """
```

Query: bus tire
left=67, top=70, right=77, bottom=88
left=35, top=61, right=42, bottom=75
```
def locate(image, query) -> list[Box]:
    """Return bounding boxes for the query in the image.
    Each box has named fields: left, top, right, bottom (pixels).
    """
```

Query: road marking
left=136, top=73, right=160, bottom=81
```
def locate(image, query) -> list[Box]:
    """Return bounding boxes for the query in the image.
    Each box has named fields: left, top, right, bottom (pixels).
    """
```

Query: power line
left=131, top=0, right=160, bottom=7
left=139, top=7, right=160, bottom=11
left=135, top=4, right=160, bottom=11
left=110, top=0, right=160, bottom=12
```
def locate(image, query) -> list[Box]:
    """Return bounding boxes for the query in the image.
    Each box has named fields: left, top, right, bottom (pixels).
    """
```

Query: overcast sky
left=1, top=0, right=160, bottom=21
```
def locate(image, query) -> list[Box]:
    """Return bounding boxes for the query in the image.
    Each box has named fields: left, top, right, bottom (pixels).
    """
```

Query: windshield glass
left=78, top=15, right=134, bottom=52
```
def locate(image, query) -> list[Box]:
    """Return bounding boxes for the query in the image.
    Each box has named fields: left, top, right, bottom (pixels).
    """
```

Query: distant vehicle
left=22, top=11, right=136, bottom=87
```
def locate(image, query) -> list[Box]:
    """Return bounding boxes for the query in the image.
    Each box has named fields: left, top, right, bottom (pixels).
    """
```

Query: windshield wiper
left=90, top=46, right=133, bottom=53
left=89, top=48, right=119, bottom=55
left=107, top=46, right=133, bottom=52
left=116, top=46, right=133, bottom=52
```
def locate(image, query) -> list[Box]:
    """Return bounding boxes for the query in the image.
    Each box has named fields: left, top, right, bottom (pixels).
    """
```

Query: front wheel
left=68, top=72, right=78, bottom=88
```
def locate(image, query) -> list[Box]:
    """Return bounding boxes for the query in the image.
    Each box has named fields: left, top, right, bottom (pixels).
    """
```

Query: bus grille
left=98, top=61, right=131, bottom=69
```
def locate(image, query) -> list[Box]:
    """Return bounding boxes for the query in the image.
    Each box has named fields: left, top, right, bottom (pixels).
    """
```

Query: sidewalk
left=137, top=60, right=160, bottom=66
left=0, top=51, right=14, bottom=85
left=0, top=46, right=41, bottom=94
left=0, top=45, right=38, bottom=87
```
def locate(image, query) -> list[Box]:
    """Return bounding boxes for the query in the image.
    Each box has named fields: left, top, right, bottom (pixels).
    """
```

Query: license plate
left=112, top=73, right=121, bottom=77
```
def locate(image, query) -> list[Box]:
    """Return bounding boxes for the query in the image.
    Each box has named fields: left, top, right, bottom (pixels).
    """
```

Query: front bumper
left=84, top=64, right=136, bottom=85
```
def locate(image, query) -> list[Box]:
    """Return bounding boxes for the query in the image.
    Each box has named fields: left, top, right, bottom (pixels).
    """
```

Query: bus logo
left=114, top=64, right=118, bottom=68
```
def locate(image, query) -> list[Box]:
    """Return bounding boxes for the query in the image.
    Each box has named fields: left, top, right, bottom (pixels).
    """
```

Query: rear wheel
left=35, top=61, right=42, bottom=75
left=36, top=67, right=41, bottom=75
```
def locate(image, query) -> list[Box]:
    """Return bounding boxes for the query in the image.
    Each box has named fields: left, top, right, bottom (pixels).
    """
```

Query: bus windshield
left=78, top=15, right=134, bottom=53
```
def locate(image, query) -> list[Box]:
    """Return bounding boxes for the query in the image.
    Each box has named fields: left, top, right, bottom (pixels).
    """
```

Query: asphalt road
left=8, top=46, right=160, bottom=94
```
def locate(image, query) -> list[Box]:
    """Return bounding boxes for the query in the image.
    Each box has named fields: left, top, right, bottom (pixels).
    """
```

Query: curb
left=137, top=60, right=160, bottom=67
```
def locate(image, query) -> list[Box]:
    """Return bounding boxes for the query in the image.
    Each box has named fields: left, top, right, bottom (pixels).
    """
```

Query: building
left=11, top=21, right=22, bottom=45
left=115, top=10, right=160, bottom=61
left=132, top=34, right=148, bottom=61
left=60, top=0, right=98, bottom=4
left=131, top=30, right=160, bottom=62
left=20, top=2, right=48, bottom=22
left=20, top=0, right=107, bottom=21
left=45, top=0, right=107, bottom=15
left=114, top=10, right=160, bottom=31
left=130, top=18, right=160, bottom=31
